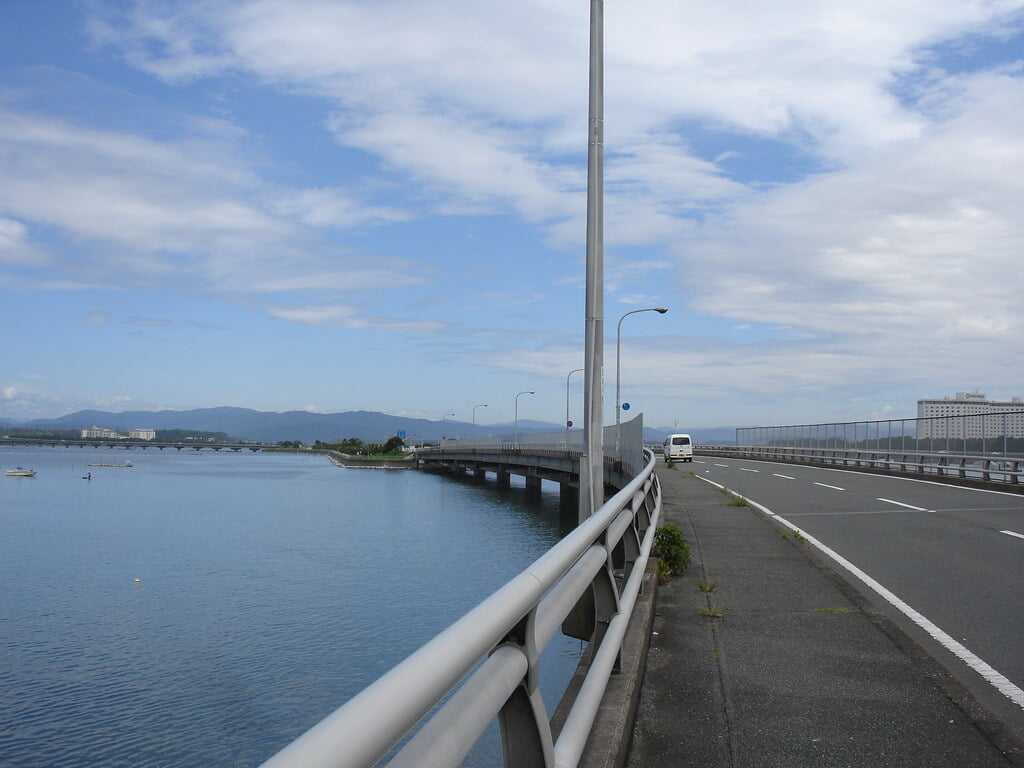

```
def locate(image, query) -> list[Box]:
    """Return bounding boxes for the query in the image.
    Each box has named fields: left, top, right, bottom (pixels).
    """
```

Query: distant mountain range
left=1, top=407, right=738, bottom=445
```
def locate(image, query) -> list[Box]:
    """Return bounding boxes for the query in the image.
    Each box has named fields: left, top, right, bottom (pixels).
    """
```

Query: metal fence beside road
left=718, top=411, right=1024, bottom=488
left=737, top=411, right=1024, bottom=458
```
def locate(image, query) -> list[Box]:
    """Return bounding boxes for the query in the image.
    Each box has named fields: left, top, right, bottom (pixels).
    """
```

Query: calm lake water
left=0, top=446, right=582, bottom=767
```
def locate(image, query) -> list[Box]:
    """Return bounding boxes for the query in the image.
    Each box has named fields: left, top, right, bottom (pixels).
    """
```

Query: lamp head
left=655, top=307, right=668, bottom=314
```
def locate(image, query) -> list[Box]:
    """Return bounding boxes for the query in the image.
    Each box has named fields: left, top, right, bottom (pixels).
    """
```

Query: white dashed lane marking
left=877, top=498, right=929, bottom=511
left=814, top=482, right=846, bottom=491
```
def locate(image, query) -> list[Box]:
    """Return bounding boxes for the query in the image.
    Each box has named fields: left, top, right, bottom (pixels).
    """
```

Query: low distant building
left=81, top=426, right=125, bottom=439
left=128, top=428, right=156, bottom=441
left=917, top=392, right=1024, bottom=438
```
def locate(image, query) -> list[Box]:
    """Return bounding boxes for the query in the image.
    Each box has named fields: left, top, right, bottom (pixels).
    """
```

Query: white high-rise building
left=81, top=426, right=124, bottom=439
left=916, top=392, right=1024, bottom=438
left=128, top=429, right=156, bottom=441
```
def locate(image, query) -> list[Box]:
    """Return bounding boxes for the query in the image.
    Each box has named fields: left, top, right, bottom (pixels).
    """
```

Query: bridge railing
left=736, top=411, right=1024, bottom=459
left=703, top=445, right=1024, bottom=486
left=260, top=448, right=662, bottom=768
left=432, top=414, right=645, bottom=478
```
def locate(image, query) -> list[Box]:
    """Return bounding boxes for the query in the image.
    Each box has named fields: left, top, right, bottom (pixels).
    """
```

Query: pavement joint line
left=876, top=497, right=930, bottom=511
left=694, top=473, right=1024, bottom=714
left=1001, top=530, right=1024, bottom=540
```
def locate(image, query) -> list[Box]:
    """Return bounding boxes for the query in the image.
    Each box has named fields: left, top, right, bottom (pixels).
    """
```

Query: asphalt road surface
left=692, top=455, right=1024, bottom=741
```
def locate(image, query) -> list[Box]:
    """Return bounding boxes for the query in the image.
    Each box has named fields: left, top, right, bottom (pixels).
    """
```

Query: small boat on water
left=5, top=467, right=37, bottom=477
left=87, top=461, right=134, bottom=468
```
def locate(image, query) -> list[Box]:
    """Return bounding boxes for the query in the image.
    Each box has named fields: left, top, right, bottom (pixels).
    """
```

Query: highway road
left=692, top=456, right=1024, bottom=740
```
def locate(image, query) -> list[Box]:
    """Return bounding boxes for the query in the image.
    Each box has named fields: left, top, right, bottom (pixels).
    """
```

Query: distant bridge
left=0, top=436, right=269, bottom=452
left=415, top=414, right=645, bottom=494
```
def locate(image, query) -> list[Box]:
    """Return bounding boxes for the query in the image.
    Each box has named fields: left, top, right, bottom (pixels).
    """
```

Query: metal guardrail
left=703, top=445, right=1024, bottom=486
left=260, top=448, right=663, bottom=768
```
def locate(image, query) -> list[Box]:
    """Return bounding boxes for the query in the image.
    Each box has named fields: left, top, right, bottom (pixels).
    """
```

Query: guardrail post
left=497, top=610, right=555, bottom=768
left=499, top=683, right=555, bottom=768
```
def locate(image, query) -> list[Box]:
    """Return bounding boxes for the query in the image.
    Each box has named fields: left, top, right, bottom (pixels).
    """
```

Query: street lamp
left=566, top=368, right=584, bottom=448
left=514, top=391, right=535, bottom=445
left=472, top=403, right=488, bottom=435
left=615, top=307, right=668, bottom=458
left=440, top=412, right=454, bottom=442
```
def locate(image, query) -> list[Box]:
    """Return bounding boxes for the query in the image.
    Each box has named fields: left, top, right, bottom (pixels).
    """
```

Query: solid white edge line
left=695, top=475, right=1024, bottom=711
left=876, top=498, right=930, bottom=512
left=1001, top=530, right=1024, bottom=540
left=814, top=482, right=846, bottom=491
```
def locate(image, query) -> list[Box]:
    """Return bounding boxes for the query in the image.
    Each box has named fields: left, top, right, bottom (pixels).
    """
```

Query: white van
left=663, top=433, right=694, bottom=463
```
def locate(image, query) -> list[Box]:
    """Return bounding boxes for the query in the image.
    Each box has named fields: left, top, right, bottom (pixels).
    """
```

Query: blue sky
left=2, top=0, right=1023, bottom=429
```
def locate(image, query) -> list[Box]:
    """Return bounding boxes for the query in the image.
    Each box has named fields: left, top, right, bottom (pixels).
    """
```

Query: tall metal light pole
left=615, top=307, right=668, bottom=458
left=440, top=412, right=454, bottom=442
left=472, top=403, right=488, bottom=434
left=566, top=368, right=584, bottom=448
left=514, top=391, right=534, bottom=445
left=581, top=0, right=604, bottom=521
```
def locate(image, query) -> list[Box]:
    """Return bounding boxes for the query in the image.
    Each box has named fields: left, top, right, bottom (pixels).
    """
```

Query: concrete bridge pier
left=525, top=475, right=542, bottom=495
left=474, top=469, right=487, bottom=480
left=496, top=472, right=510, bottom=488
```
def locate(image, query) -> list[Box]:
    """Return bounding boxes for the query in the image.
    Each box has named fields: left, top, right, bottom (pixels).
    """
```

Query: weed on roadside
left=653, top=524, right=692, bottom=582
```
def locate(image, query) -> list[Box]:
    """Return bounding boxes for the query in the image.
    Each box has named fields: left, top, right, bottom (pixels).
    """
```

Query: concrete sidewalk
left=626, top=466, right=1023, bottom=768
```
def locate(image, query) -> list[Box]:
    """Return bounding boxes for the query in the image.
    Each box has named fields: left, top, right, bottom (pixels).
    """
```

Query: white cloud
left=0, top=107, right=433, bottom=331
left=0, top=217, right=40, bottom=265
left=267, top=303, right=445, bottom=333
left=683, top=69, right=1024, bottom=351
left=272, top=187, right=411, bottom=229
left=0, top=382, right=70, bottom=417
